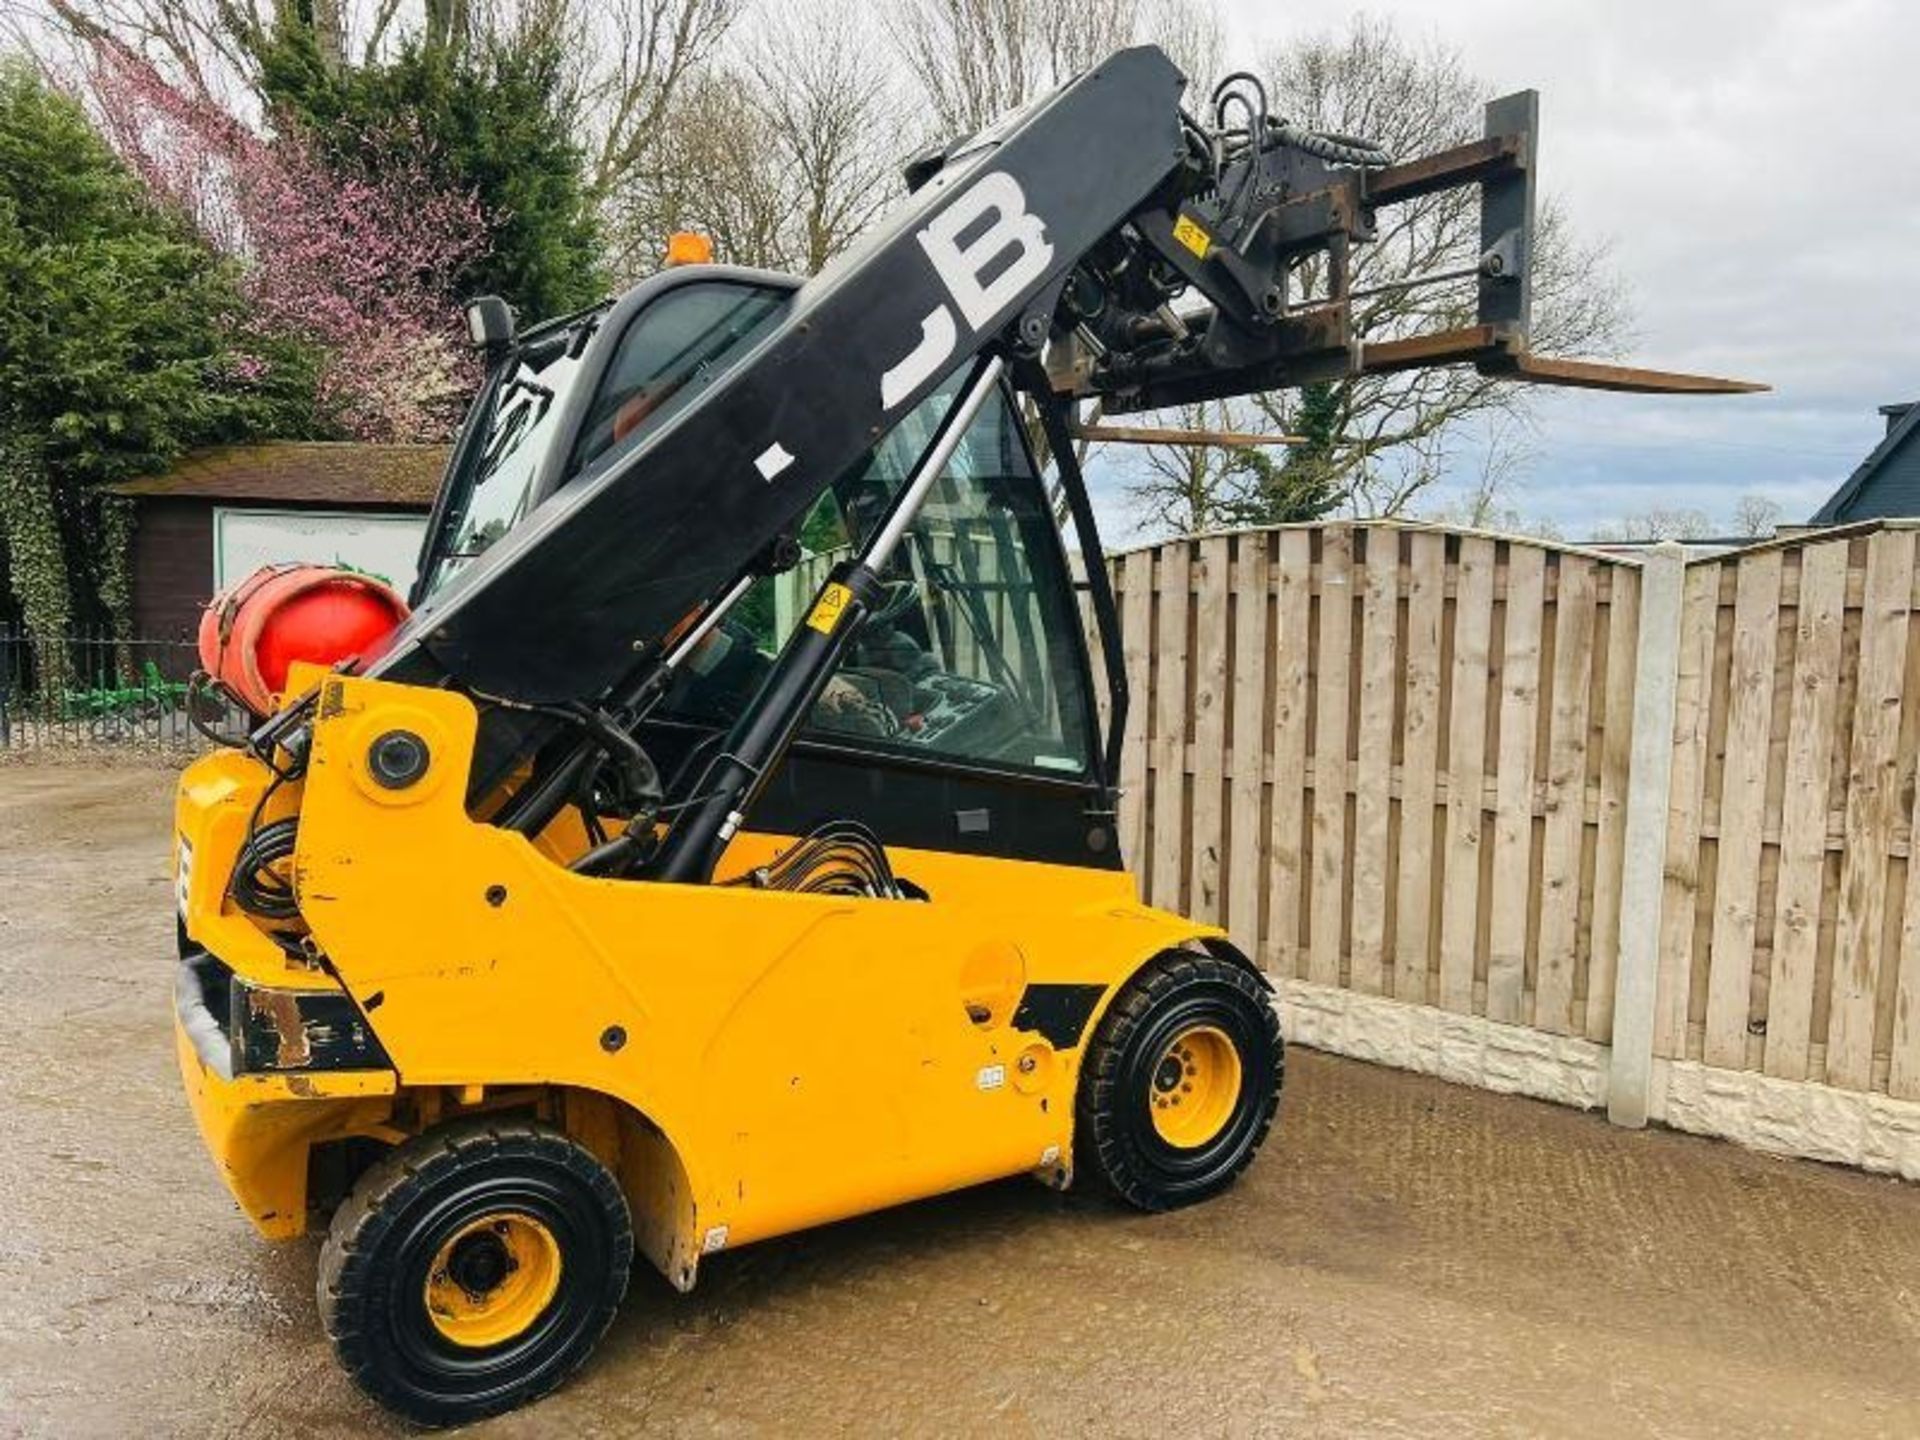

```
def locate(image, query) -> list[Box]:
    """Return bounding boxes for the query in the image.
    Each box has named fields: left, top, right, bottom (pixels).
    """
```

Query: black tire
left=1076, top=950, right=1284, bottom=1211
left=318, top=1119, right=633, bottom=1427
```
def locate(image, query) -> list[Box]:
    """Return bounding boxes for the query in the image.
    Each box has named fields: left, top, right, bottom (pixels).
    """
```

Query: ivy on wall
left=0, top=437, right=69, bottom=689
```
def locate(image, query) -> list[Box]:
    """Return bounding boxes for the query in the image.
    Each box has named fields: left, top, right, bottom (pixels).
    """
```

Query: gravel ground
left=2, top=763, right=1917, bottom=1439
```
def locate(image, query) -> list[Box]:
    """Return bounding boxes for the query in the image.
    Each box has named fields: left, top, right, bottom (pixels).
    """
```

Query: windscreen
left=420, top=335, right=591, bottom=599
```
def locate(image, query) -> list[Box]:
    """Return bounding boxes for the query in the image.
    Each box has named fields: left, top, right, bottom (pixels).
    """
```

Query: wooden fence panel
left=1588, top=565, right=1640, bottom=1043
left=1488, top=545, right=1544, bottom=1024
left=1393, top=532, right=1446, bottom=1005
left=1350, top=531, right=1399, bottom=995
left=1704, top=550, right=1783, bottom=1068
left=1893, top=767, right=1920, bottom=1098
left=1625, top=527, right=1920, bottom=1094
left=1440, top=537, right=1496, bottom=1013
left=1188, top=538, right=1232, bottom=922
left=1655, top=563, right=1719, bottom=1058
left=1149, top=541, right=1191, bottom=912
left=1310, top=528, right=1355, bottom=986
left=1535, top=556, right=1598, bottom=1034
left=1267, top=531, right=1313, bottom=976
left=1096, top=519, right=1918, bottom=1106
left=1765, top=541, right=1848, bottom=1079
left=1226, top=534, right=1271, bottom=957
left=1827, top=531, right=1915, bottom=1090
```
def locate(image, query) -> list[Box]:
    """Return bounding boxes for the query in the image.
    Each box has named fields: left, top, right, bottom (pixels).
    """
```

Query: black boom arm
left=363, top=46, right=1758, bottom=881
left=376, top=45, right=1754, bottom=711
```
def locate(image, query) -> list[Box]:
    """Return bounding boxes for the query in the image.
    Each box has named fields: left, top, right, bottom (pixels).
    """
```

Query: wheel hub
left=1147, top=1024, right=1243, bottom=1149
left=424, top=1213, right=564, bottom=1349
left=448, top=1231, right=513, bottom=1294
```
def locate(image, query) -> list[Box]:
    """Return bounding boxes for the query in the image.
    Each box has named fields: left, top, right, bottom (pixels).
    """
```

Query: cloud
left=1179, top=0, right=1920, bottom=535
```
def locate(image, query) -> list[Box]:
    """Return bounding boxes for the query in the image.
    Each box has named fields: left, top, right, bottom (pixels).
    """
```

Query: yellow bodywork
left=174, top=674, right=1222, bottom=1286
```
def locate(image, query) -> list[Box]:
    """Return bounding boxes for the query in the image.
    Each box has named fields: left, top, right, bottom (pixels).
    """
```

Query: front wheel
left=318, top=1119, right=632, bottom=1426
left=1076, top=951, right=1284, bottom=1210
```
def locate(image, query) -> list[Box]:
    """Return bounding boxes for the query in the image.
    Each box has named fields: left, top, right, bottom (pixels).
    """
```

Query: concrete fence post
left=1607, top=541, right=1687, bottom=1127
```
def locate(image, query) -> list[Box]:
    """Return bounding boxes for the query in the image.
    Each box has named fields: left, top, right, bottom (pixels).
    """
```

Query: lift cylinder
left=198, top=565, right=410, bottom=715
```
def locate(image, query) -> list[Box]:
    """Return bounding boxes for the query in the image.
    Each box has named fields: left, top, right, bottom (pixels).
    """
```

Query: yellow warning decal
left=1172, top=213, right=1211, bottom=259
left=807, top=582, right=853, bottom=635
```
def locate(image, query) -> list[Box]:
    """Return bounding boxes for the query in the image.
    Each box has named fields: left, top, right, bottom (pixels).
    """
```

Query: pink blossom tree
left=87, top=43, right=489, bottom=443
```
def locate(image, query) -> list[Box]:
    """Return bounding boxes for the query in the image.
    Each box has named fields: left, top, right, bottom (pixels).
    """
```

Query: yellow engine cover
left=182, top=674, right=1223, bottom=1280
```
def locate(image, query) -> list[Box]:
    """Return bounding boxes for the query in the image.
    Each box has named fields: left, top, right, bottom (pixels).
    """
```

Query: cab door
left=640, top=379, right=1120, bottom=869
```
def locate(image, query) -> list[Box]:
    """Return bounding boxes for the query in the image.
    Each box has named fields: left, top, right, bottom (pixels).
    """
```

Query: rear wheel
left=318, top=1119, right=632, bottom=1426
left=1076, top=951, right=1283, bottom=1210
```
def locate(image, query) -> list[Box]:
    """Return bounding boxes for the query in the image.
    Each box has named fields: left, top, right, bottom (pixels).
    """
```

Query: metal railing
left=0, top=626, right=218, bottom=752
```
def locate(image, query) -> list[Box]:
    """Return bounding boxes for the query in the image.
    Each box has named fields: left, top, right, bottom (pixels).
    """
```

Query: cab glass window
left=568, top=282, right=787, bottom=480
left=662, top=382, right=1096, bottom=778
left=422, top=340, right=588, bottom=598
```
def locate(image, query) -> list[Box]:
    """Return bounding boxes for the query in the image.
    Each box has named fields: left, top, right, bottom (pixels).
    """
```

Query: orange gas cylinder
left=198, top=565, right=410, bottom=716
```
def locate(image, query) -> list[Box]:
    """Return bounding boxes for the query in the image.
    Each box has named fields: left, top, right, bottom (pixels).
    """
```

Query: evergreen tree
left=1223, top=382, right=1346, bottom=526
left=0, top=62, right=309, bottom=665
left=258, top=33, right=605, bottom=322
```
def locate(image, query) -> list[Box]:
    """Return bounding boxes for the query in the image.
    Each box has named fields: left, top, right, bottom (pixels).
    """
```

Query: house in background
left=111, top=442, right=448, bottom=643
left=1810, top=401, right=1920, bottom=523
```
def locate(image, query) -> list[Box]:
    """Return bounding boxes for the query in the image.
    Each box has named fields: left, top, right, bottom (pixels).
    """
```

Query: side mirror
left=464, top=295, right=517, bottom=354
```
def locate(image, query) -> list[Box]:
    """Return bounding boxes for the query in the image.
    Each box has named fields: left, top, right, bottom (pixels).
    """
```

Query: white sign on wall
left=213, top=508, right=428, bottom=596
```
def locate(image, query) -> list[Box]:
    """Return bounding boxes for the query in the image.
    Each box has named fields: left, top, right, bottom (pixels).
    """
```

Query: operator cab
left=412, top=268, right=1113, bottom=869
left=415, top=273, right=791, bottom=605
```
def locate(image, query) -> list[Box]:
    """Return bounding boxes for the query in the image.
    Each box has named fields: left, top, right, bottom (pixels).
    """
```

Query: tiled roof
left=111, top=442, right=449, bottom=508
left=1811, top=402, right=1920, bottom=523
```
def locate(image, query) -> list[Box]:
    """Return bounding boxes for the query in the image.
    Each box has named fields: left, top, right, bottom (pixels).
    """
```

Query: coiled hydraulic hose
left=1266, top=120, right=1391, bottom=168
left=230, top=816, right=301, bottom=920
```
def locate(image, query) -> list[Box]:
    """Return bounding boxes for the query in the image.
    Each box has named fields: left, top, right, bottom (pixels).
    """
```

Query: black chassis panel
left=641, top=718, right=1124, bottom=869
left=177, top=949, right=392, bottom=1077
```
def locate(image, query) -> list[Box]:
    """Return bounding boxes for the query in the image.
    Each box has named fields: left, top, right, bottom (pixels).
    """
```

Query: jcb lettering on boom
left=880, top=170, right=1053, bottom=408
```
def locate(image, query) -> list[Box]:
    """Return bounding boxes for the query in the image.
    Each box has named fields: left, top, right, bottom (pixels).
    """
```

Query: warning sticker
left=806, top=582, right=853, bottom=635
left=1172, top=213, right=1212, bottom=259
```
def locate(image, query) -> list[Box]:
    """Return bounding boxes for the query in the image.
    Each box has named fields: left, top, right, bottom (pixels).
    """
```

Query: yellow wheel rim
left=423, top=1213, right=563, bottom=1349
left=1148, top=1024, right=1243, bottom=1148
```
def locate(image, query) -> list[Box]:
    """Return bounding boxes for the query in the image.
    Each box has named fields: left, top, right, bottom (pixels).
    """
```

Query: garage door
left=213, top=508, right=428, bottom=595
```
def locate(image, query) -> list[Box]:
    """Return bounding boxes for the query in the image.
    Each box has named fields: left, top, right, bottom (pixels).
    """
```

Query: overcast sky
left=1098, top=0, right=1919, bottom=541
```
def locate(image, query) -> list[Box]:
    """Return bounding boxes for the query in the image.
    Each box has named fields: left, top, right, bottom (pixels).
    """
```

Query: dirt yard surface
left=3, top=763, right=1917, bottom=1439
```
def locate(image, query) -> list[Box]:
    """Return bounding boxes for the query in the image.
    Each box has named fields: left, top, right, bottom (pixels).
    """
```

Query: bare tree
left=608, top=66, right=786, bottom=274
left=1123, top=400, right=1260, bottom=536
left=1237, top=19, right=1628, bottom=519
left=885, top=0, right=1124, bottom=133
left=25, top=0, right=479, bottom=98
left=543, top=0, right=741, bottom=204
left=1419, top=422, right=1560, bottom=539
left=24, top=0, right=740, bottom=212
left=1425, top=414, right=1522, bottom=518
left=1592, top=507, right=1714, bottom=543
left=1730, top=493, right=1782, bottom=536
left=742, top=3, right=904, bottom=272
left=606, top=0, right=905, bottom=278
left=885, top=0, right=1219, bottom=136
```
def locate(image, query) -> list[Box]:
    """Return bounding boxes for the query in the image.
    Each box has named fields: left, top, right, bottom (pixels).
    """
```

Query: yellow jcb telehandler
left=170, top=47, right=1757, bottom=1423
